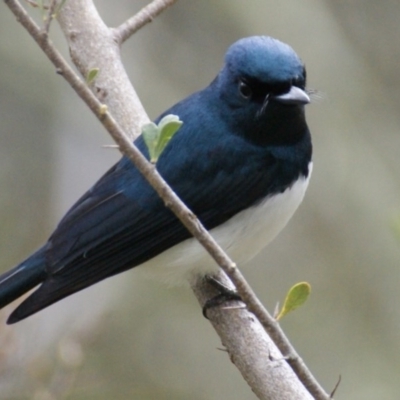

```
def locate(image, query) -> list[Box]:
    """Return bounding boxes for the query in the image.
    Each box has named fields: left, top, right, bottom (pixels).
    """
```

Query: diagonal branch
left=3, top=1, right=331, bottom=399
left=113, top=0, right=178, bottom=45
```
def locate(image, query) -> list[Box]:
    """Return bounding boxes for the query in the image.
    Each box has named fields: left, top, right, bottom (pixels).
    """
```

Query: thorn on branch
left=329, top=375, right=341, bottom=399
left=220, top=304, right=246, bottom=312
left=216, top=347, right=228, bottom=352
left=268, top=350, right=291, bottom=363
left=285, top=352, right=300, bottom=363
left=144, top=9, right=154, bottom=23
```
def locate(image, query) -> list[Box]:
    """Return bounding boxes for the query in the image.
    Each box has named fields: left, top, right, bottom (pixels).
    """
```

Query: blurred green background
left=1, top=1, right=400, bottom=399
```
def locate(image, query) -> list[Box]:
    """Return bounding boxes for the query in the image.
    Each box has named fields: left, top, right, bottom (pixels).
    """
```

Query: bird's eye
left=238, top=80, right=252, bottom=99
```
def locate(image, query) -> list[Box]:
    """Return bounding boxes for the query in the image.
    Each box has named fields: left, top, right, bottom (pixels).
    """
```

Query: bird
left=0, top=36, right=312, bottom=324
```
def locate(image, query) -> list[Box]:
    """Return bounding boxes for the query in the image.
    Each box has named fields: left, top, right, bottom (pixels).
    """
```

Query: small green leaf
left=141, top=115, right=183, bottom=163
left=142, top=122, right=159, bottom=163
left=158, top=114, right=182, bottom=132
left=86, top=68, right=100, bottom=85
left=156, top=115, right=183, bottom=159
left=276, top=282, right=311, bottom=320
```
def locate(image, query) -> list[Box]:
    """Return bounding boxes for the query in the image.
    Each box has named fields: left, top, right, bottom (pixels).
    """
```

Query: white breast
left=136, top=162, right=313, bottom=285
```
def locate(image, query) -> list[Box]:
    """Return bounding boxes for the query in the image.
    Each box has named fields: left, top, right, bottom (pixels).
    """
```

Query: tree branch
left=113, top=0, right=178, bottom=45
left=43, top=0, right=57, bottom=33
left=4, top=0, right=331, bottom=399
left=191, top=274, right=315, bottom=400
left=57, top=0, right=150, bottom=137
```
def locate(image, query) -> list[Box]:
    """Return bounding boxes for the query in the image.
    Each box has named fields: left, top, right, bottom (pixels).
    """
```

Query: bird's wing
left=48, top=133, right=277, bottom=280
left=46, top=158, right=183, bottom=277
left=11, top=122, right=279, bottom=321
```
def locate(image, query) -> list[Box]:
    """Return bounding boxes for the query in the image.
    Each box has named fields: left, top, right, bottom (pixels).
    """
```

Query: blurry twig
left=25, top=0, right=45, bottom=8
left=43, top=0, right=56, bottom=33
left=24, top=0, right=63, bottom=33
left=330, top=375, right=342, bottom=399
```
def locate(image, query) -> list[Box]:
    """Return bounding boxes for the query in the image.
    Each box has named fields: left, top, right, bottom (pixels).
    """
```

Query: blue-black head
left=212, top=36, right=310, bottom=146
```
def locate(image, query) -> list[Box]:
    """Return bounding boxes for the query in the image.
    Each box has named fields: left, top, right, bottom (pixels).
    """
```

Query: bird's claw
left=202, top=275, right=244, bottom=318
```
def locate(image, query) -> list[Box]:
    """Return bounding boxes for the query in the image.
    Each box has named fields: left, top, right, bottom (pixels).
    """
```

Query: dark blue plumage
left=0, top=36, right=312, bottom=324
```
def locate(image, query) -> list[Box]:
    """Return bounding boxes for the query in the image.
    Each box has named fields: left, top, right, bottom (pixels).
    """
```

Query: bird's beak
left=272, top=86, right=310, bottom=105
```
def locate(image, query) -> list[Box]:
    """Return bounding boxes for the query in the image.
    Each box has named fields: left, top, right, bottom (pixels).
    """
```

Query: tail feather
left=6, top=278, right=66, bottom=324
left=0, top=247, right=47, bottom=313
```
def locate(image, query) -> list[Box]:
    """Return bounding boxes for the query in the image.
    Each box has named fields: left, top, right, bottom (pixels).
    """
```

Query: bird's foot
left=202, top=275, right=245, bottom=318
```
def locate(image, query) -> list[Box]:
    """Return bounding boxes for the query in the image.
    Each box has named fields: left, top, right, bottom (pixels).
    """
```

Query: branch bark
left=57, top=0, right=149, bottom=137
left=4, top=0, right=331, bottom=399
left=192, top=273, right=314, bottom=400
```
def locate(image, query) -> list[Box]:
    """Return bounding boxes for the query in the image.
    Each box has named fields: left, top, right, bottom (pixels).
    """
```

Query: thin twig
left=3, top=1, right=331, bottom=399
left=25, top=0, right=42, bottom=8
left=329, top=375, right=341, bottom=399
left=113, top=0, right=178, bottom=44
left=43, top=0, right=57, bottom=33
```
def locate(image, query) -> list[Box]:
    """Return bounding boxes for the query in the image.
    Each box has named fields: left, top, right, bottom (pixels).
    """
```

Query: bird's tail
left=0, top=247, right=47, bottom=310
